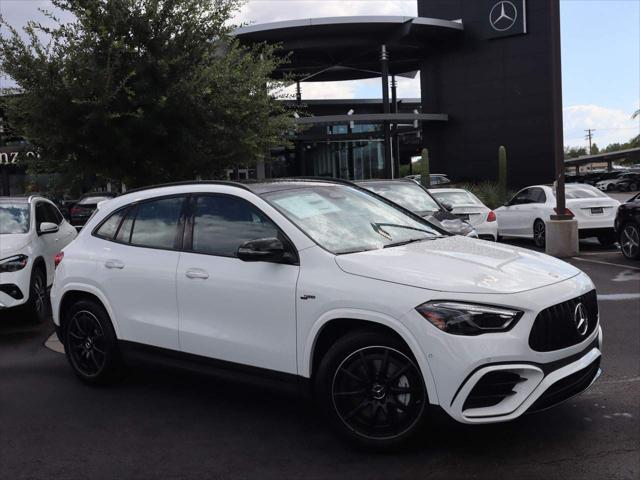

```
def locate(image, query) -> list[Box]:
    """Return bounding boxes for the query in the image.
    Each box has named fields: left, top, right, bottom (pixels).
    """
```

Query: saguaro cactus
left=420, top=148, right=430, bottom=188
left=498, top=145, right=508, bottom=198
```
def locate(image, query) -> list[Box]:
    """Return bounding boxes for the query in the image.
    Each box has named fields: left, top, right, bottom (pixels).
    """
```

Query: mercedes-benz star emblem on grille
left=574, top=303, right=589, bottom=337
left=489, top=1, right=518, bottom=32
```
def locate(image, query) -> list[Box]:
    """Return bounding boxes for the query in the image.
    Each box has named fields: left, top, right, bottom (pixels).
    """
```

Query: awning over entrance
left=234, top=16, right=463, bottom=82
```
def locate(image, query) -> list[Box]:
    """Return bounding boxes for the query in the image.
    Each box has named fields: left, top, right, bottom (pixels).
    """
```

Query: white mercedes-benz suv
left=51, top=180, right=602, bottom=447
left=1, top=196, right=77, bottom=321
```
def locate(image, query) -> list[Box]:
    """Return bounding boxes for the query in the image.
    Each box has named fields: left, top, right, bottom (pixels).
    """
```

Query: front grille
left=529, top=290, right=598, bottom=352
left=528, top=357, right=600, bottom=412
left=463, top=371, right=526, bottom=410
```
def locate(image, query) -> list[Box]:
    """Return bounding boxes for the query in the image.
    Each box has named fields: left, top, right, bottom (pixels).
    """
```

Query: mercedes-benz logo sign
left=489, top=1, right=518, bottom=32
left=574, top=303, right=589, bottom=337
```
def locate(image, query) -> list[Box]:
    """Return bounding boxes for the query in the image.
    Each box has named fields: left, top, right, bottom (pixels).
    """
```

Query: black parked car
left=615, top=192, right=640, bottom=260
left=357, top=179, right=477, bottom=237
left=69, top=192, right=117, bottom=229
left=615, top=173, right=640, bottom=192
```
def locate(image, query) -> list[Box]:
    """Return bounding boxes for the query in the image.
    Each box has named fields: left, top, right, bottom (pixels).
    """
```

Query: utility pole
left=585, top=129, right=596, bottom=154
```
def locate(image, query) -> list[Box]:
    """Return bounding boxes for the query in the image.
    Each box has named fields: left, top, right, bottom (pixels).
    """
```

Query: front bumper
left=0, top=267, right=31, bottom=310
left=449, top=330, right=601, bottom=423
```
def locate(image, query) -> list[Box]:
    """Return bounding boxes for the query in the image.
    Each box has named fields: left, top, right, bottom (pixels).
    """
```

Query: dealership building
left=2, top=0, right=564, bottom=195
left=235, top=0, right=563, bottom=187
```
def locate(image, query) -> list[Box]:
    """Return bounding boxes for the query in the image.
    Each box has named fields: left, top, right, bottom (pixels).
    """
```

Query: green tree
left=0, top=0, right=294, bottom=188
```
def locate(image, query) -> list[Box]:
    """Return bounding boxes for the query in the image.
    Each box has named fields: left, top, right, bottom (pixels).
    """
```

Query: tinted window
left=36, top=202, right=58, bottom=225
left=130, top=197, right=184, bottom=249
left=530, top=188, right=546, bottom=203
left=116, top=207, right=136, bottom=243
left=95, top=209, right=126, bottom=239
left=192, top=196, right=279, bottom=257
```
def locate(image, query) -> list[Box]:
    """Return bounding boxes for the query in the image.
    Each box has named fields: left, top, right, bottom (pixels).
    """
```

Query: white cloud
left=564, top=104, right=639, bottom=148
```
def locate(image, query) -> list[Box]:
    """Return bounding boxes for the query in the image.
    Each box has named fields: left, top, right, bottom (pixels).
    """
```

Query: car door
left=177, top=193, right=300, bottom=374
left=33, top=201, right=63, bottom=286
left=93, top=195, right=186, bottom=351
left=496, top=189, right=532, bottom=236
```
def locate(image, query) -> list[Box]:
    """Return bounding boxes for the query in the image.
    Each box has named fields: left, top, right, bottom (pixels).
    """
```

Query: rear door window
left=130, top=197, right=185, bottom=249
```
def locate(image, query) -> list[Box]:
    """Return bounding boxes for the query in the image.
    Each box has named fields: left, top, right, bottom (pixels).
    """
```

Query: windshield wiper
left=371, top=222, right=437, bottom=236
left=383, top=237, right=436, bottom=248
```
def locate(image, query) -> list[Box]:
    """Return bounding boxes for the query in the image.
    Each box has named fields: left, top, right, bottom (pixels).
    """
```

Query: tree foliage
left=0, top=0, right=294, bottom=187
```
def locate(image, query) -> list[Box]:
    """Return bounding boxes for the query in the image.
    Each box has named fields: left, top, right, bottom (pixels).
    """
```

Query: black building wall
left=418, top=0, right=558, bottom=187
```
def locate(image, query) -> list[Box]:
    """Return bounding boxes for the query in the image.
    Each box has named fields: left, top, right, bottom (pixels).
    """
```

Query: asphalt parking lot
left=1, top=201, right=638, bottom=480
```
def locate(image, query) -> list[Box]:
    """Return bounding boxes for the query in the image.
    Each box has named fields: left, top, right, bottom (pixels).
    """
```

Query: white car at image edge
left=495, top=184, right=620, bottom=248
left=0, top=196, right=77, bottom=321
left=51, top=180, right=602, bottom=448
left=429, top=188, right=498, bottom=241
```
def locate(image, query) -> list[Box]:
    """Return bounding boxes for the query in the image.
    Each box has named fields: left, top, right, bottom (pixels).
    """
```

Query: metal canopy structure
left=564, top=148, right=640, bottom=169
left=234, top=16, right=463, bottom=82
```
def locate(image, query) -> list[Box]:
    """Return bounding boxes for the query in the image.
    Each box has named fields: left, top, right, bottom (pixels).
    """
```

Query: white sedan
left=495, top=184, right=620, bottom=248
left=429, top=188, right=498, bottom=241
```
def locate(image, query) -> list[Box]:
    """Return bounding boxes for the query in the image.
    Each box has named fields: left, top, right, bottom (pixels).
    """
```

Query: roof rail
left=117, top=180, right=251, bottom=198
left=243, top=176, right=357, bottom=186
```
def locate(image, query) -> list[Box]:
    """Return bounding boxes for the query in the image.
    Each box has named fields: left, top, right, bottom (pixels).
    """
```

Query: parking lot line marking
left=597, top=293, right=640, bottom=301
left=571, top=257, right=640, bottom=271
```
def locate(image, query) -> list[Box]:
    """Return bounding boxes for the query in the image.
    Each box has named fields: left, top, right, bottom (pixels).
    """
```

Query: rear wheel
left=620, top=223, right=640, bottom=259
left=533, top=220, right=546, bottom=249
left=63, top=299, right=121, bottom=384
left=597, top=231, right=617, bottom=247
left=315, top=331, right=427, bottom=448
left=629, top=182, right=639, bottom=192
left=606, top=184, right=615, bottom=192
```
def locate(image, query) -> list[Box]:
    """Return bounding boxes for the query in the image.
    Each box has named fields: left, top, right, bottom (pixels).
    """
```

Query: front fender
left=302, top=308, right=440, bottom=405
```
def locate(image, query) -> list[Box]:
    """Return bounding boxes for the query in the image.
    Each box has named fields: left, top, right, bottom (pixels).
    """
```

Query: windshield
left=359, top=182, right=440, bottom=214
left=431, top=190, right=483, bottom=207
left=79, top=195, right=112, bottom=205
left=0, top=202, right=30, bottom=234
left=264, top=185, right=442, bottom=254
left=560, top=185, right=608, bottom=199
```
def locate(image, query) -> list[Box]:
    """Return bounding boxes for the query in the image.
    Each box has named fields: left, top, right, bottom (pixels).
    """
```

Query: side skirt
left=119, top=341, right=312, bottom=398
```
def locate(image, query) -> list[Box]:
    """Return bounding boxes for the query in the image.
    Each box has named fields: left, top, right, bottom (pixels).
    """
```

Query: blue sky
left=1, top=0, right=639, bottom=148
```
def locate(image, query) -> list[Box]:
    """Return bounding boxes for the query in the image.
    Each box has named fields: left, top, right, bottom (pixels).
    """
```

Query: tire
left=606, top=184, right=615, bottom=192
left=533, top=219, right=546, bottom=249
left=619, top=222, right=640, bottom=260
left=597, top=231, right=617, bottom=248
left=63, top=299, right=122, bottom=385
left=314, top=330, right=428, bottom=449
left=630, top=183, right=639, bottom=192
left=25, top=266, right=49, bottom=323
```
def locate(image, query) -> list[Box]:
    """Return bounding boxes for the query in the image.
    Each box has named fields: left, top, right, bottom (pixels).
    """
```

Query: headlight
left=0, top=255, right=29, bottom=273
left=416, top=301, right=523, bottom=336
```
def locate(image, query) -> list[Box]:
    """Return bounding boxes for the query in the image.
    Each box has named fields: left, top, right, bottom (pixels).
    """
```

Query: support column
left=391, top=75, right=400, bottom=178
left=381, top=45, right=392, bottom=179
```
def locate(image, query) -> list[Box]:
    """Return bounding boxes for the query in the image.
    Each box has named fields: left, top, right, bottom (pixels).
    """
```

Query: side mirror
left=39, top=222, right=59, bottom=234
left=442, top=202, right=454, bottom=212
left=238, top=237, right=285, bottom=263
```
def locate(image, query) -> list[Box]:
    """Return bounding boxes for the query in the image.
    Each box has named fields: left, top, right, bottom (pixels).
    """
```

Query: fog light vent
left=463, top=371, right=526, bottom=410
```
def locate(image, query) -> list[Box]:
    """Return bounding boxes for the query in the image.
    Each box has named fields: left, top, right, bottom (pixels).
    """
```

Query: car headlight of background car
left=0, top=255, right=29, bottom=273
left=416, top=301, right=523, bottom=335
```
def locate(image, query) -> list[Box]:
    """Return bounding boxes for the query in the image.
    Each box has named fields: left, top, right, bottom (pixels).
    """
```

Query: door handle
left=105, top=259, right=125, bottom=269
left=185, top=269, right=209, bottom=280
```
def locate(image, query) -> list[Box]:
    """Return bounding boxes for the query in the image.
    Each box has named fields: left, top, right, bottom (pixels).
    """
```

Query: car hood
left=334, top=235, right=580, bottom=294
left=0, top=234, right=31, bottom=257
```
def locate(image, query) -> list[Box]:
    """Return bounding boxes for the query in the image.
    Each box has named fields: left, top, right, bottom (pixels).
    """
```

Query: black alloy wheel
left=64, top=299, right=121, bottom=384
left=620, top=223, right=640, bottom=259
left=316, top=331, right=427, bottom=448
left=26, top=268, right=49, bottom=323
left=533, top=220, right=546, bottom=249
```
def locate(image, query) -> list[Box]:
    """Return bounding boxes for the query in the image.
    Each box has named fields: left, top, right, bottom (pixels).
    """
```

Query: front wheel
left=25, top=267, right=49, bottom=323
left=620, top=223, right=640, bottom=259
left=533, top=220, right=546, bottom=249
left=63, top=299, right=122, bottom=385
left=315, top=331, right=427, bottom=448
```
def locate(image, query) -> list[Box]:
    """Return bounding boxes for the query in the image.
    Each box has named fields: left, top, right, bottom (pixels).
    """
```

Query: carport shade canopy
left=233, top=16, right=464, bottom=82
